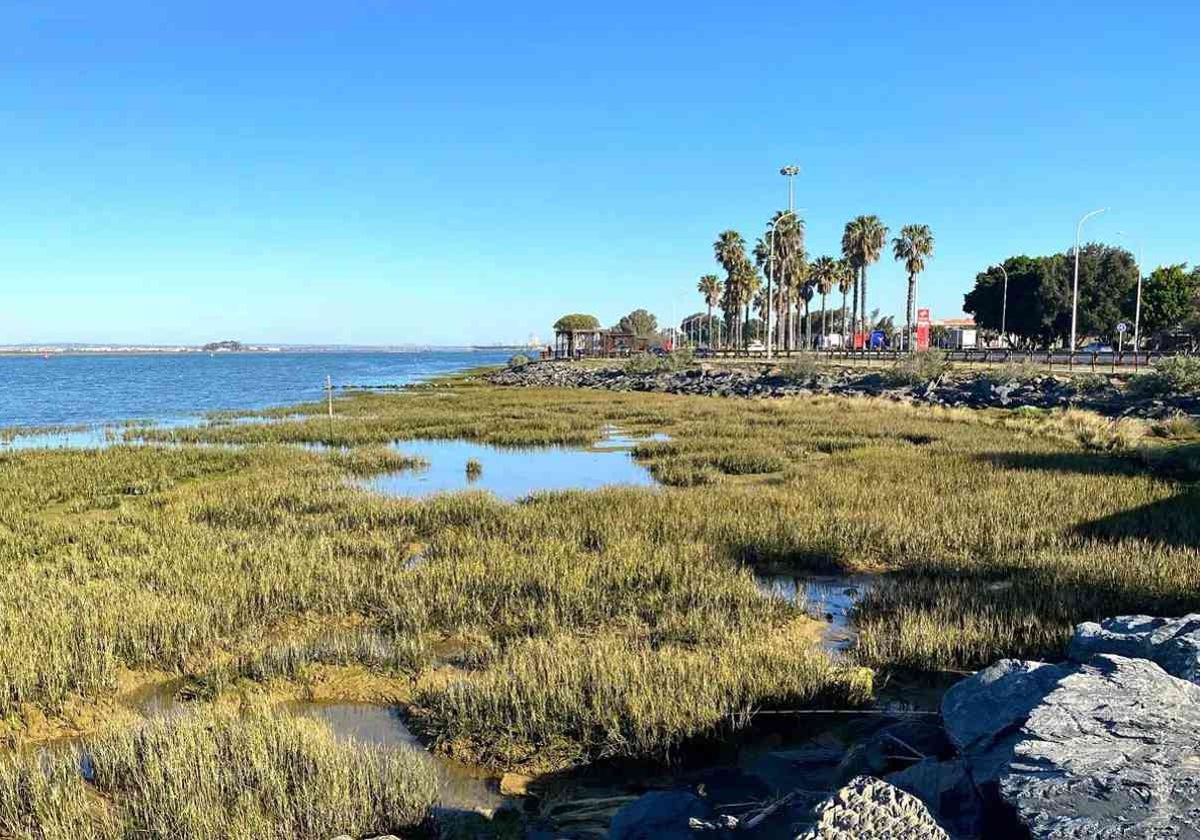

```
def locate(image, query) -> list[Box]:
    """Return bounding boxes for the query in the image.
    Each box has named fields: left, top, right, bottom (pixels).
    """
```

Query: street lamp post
left=1070, top=208, right=1108, bottom=353
left=765, top=209, right=798, bottom=361
left=1117, top=231, right=1144, bottom=355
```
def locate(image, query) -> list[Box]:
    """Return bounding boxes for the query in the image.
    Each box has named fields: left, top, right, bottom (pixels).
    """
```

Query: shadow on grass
left=978, top=447, right=1200, bottom=548
left=1075, top=490, right=1200, bottom=549
left=976, top=450, right=1145, bottom=478
left=853, top=560, right=1200, bottom=671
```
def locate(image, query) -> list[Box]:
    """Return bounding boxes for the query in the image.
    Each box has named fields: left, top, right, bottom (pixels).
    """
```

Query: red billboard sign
left=915, top=308, right=931, bottom=351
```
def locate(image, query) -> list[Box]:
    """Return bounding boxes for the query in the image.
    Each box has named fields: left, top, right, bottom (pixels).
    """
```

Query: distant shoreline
left=0, top=347, right=518, bottom=357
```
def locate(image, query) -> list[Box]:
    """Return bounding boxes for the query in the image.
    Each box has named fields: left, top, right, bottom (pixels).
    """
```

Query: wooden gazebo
left=552, top=314, right=603, bottom=359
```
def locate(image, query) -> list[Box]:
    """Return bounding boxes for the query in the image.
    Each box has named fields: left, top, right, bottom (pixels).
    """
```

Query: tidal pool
left=755, top=573, right=876, bottom=653
left=363, top=427, right=664, bottom=501
left=292, top=702, right=504, bottom=815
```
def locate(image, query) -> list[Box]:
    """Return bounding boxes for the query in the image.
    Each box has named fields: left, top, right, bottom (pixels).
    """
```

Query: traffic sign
left=1117, top=322, right=1129, bottom=334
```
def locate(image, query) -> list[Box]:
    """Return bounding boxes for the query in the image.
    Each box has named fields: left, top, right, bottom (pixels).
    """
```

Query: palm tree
left=836, top=258, right=854, bottom=346
left=697, top=274, right=723, bottom=349
left=754, top=213, right=805, bottom=353
left=892, top=224, right=935, bottom=351
left=810, top=256, right=838, bottom=343
left=740, top=264, right=762, bottom=347
left=842, top=216, right=889, bottom=348
left=714, top=230, right=749, bottom=349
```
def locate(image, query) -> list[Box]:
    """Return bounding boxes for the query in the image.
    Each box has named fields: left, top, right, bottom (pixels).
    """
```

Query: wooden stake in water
left=325, top=375, right=334, bottom=420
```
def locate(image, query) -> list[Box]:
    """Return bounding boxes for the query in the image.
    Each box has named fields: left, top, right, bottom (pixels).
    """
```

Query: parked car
left=746, top=340, right=766, bottom=353
left=1080, top=343, right=1114, bottom=353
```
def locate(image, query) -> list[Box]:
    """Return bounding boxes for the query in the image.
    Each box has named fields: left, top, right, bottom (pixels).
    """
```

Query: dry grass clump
left=882, top=349, right=947, bottom=386
left=0, top=710, right=437, bottom=840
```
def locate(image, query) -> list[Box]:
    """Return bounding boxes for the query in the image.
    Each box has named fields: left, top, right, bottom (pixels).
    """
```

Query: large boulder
left=1069, top=614, right=1200, bottom=684
left=885, top=759, right=984, bottom=839
left=940, top=658, right=1068, bottom=785
left=607, top=791, right=713, bottom=840
left=1001, top=654, right=1200, bottom=838
left=795, top=776, right=949, bottom=840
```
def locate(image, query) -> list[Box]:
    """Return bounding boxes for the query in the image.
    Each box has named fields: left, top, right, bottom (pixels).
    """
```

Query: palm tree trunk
left=783, top=289, right=791, bottom=354
left=905, top=272, right=915, bottom=353
left=821, top=292, right=828, bottom=343
left=841, top=289, right=848, bottom=348
left=851, top=274, right=860, bottom=349
left=706, top=303, right=713, bottom=349
left=860, top=267, right=869, bottom=348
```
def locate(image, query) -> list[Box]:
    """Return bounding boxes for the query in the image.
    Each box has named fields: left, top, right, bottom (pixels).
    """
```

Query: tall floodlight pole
left=996, top=263, right=1010, bottom=344
left=779, top=166, right=801, bottom=354
left=1070, top=208, right=1107, bottom=352
left=1117, top=231, right=1144, bottom=352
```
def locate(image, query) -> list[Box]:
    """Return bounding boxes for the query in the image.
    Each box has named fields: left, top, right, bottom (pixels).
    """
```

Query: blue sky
left=2, top=1, right=1197, bottom=345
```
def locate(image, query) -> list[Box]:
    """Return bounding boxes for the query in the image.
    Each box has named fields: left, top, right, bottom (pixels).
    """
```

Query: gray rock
left=940, top=658, right=1068, bottom=784
left=885, top=759, right=983, bottom=838
left=795, top=776, right=949, bottom=839
left=607, top=791, right=713, bottom=840
left=1001, top=654, right=1200, bottom=839
left=1069, top=614, right=1200, bottom=684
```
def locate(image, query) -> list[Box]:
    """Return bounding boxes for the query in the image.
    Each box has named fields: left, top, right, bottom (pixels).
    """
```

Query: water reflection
left=292, top=702, right=504, bottom=815
left=364, top=429, right=664, bottom=501
left=755, top=574, right=876, bottom=653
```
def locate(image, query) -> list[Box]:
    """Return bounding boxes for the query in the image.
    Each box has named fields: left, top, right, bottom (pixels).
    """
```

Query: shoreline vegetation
left=0, top=359, right=1197, bottom=835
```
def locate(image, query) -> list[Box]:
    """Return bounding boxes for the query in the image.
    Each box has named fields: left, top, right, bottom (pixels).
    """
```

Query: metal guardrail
left=550, top=348, right=1188, bottom=372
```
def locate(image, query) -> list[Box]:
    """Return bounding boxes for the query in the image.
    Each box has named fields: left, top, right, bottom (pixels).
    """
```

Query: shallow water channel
left=363, top=426, right=667, bottom=501
left=755, top=573, right=876, bottom=653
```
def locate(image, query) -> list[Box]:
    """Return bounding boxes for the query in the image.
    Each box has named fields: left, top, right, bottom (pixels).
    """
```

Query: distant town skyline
left=2, top=1, right=1197, bottom=346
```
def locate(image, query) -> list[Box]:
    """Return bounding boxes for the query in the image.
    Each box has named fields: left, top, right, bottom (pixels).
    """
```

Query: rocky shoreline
left=488, top=361, right=1200, bottom=419
left=595, top=614, right=1200, bottom=839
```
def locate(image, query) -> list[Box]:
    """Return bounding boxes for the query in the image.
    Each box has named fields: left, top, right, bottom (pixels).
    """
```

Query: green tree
left=753, top=212, right=805, bottom=352
left=1135, top=264, right=1199, bottom=343
left=552, top=313, right=600, bottom=357
left=696, top=274, right=723, bottom=348
left=892, top=224, right=935, bottom=349
left=964, top=246, right=1137, bottom=347
left=739, top=263, right=763, bottom=346
left=714, top=230, right=750, bottom=348
left=835, top=258, right=854, bottom=344
left=616, top=308, right=659, bottom=337
left=967, top=257, right=1042, bottom=346
left=842, top=215, right=889, bottom=343
left=810, top=256, right=837, bottom=341
left=1065, top=244, right=1139, bottom=343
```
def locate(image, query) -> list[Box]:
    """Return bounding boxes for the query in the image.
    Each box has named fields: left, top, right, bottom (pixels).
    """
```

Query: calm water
left=755, top=573, right=876, bottom=652
left=364, top=428, right=664, bottom=501
left=0, top=350, right=510, bottom=429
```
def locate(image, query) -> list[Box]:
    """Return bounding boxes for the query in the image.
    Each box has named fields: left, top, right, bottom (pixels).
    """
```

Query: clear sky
left=2, top=1, right=1197, bottom=346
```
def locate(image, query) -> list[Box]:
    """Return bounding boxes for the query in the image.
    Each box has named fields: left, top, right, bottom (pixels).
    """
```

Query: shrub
left=507, top=354, right=530, bottom=368
left=777, top=354, right=820, bottom=384
left=884, top=350, right=948, bottom=387
left=1150, top=414, right=1200, bottom=440
left=1129, top=356, right=1200, bottom=397
left=1068, top=373, right=1111, bottom=394
left=624, top=349, right=694, bottom=375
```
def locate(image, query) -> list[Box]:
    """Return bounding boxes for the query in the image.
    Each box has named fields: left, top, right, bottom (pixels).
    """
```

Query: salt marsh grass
left=0, top=374, right=1196, bottom=777
left=0, top=709, right=436, bottom=839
